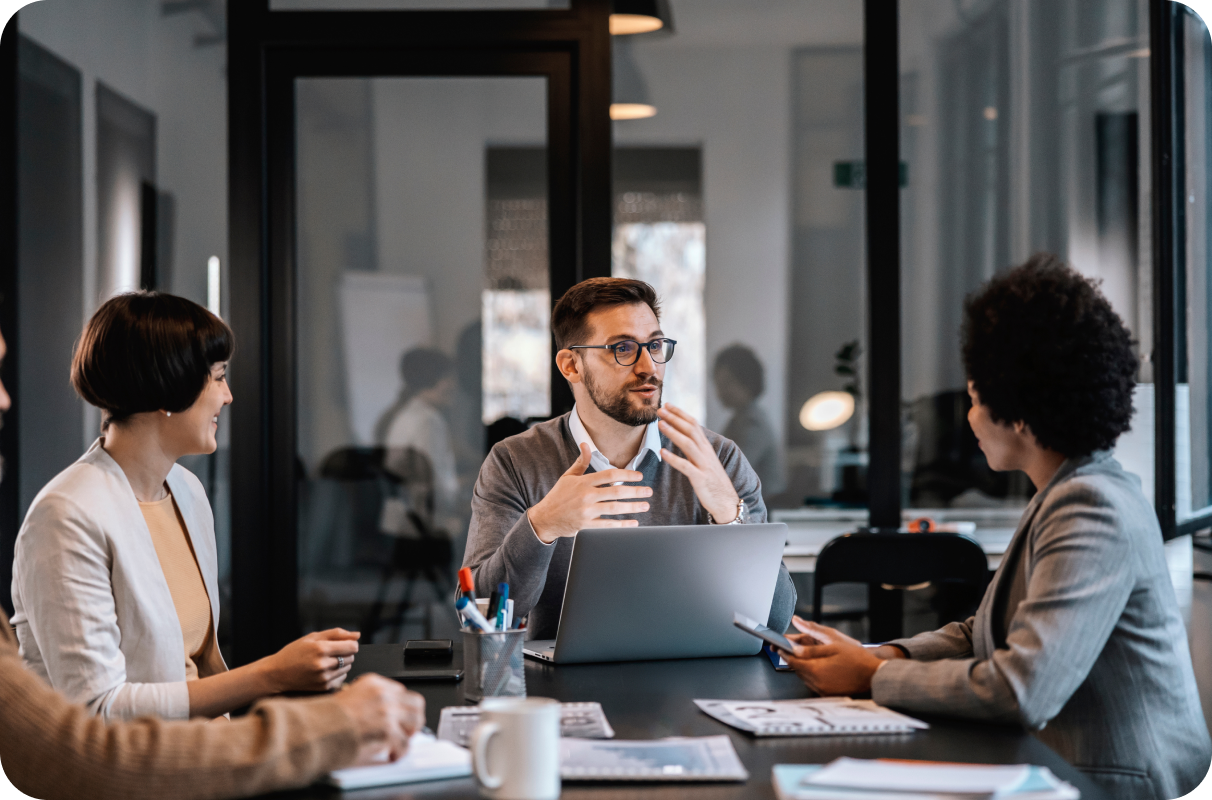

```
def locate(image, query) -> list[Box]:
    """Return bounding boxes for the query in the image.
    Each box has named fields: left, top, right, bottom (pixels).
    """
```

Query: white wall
left=21, top=0, right=229, bottom=446
left=615, top=45, right=791, bottom=439
left=372, top=77, right=546, bottom=355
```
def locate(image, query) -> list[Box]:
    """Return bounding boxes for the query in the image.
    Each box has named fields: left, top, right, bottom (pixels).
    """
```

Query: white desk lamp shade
left=799, top=391, right=855, bottom=431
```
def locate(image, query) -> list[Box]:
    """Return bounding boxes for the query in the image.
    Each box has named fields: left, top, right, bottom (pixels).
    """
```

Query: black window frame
left=226, top=0, right=611, bottom=662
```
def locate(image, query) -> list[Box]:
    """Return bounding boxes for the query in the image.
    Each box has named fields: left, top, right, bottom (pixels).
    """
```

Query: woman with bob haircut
left=10, top=292, right=361, bottom=721
left=778, top=255, right=1211, bottom=800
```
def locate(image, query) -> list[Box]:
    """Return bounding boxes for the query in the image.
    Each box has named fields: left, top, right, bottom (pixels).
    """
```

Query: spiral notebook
left=560, top=736, right=748, bottom=782
left=695, top=697, right=929, bottom=737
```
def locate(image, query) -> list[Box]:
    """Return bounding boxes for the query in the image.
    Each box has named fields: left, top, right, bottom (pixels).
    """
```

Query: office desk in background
left=271, top=642, right=1109, bottom=800
left=772, top=508, right=1021, bottom=573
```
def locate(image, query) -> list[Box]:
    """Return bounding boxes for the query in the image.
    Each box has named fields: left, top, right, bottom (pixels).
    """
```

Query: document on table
left=560, top=735, right=749, bottom=782
left=771, top=759, right=1080, bottom=800
left=437, top=701, right=614, bottom=747
left=696, top=697, right=929, bottom=736
left=325, top=732, right=471, bottom=790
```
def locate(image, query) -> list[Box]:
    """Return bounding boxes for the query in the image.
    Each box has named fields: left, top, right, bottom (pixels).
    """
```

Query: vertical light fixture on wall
left=96, top=84, right=155, bottom=302
left=207, top=255, right=221, bottom=316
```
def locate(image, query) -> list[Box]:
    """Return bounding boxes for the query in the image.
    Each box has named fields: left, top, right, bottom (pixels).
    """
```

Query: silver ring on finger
left=337, top=655, right=345, bottom=669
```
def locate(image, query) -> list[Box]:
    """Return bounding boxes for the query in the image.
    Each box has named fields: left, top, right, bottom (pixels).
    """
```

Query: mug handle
left=470, top=721, right=503, bottom=790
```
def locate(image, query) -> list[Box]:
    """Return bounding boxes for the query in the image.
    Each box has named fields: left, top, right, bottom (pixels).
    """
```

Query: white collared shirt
left=568, top=402, right=663, bottom=473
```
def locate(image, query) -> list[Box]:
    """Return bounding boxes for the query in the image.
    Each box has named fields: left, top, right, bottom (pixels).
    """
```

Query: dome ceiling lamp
left=611, top=36, right=656, bottom=121
left=609, top=0, right=672, bottom=35
left=609, top=0, right=671, bottom=121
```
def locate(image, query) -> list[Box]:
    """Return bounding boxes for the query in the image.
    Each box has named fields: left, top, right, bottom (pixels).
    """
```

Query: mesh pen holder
left=462, top=628, right=527, bottom=702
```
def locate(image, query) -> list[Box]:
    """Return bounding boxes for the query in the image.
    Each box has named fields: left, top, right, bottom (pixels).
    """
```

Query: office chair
left=361, top=446, right=454, bottom=641
left=812, top=532, right=990, bottom=642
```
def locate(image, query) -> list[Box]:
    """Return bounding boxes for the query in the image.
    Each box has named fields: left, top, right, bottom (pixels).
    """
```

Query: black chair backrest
left=812, top=532, right=990, bottom=623
left=318, top=446, right=386, bottom=481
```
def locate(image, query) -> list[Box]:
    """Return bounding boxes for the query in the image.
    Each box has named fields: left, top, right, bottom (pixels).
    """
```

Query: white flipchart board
left=340, top=272, right=431, bottom=445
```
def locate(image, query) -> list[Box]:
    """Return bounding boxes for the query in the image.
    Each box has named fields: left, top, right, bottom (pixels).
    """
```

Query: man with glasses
left=463, top=277, right=796, bottom=639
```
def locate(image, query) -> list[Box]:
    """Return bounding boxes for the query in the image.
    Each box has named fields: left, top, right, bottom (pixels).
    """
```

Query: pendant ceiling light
left=609, top=0, right=669, bottom=36
left=610, top=36, right=656, bottom=120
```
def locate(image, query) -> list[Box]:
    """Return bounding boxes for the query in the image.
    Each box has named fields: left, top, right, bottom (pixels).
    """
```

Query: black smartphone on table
left=732, top=611, right=795, bottom=652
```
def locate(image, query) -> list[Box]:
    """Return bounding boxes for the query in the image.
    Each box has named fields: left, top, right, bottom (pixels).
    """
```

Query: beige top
left=139, top=494, right=221, bottom=681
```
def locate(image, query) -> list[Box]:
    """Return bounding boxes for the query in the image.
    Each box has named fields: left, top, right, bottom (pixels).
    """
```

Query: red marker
left=458, top=567, right=476, bottom=602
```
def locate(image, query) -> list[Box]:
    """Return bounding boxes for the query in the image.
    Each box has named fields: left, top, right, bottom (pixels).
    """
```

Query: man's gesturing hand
left=528, top=442, right=653, bottom=544
left=657, top=404, right=743, bottom=523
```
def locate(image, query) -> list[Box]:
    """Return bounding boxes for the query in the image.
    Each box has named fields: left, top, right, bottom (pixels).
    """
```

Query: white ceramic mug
left=469, top=696, right=561, bottom=800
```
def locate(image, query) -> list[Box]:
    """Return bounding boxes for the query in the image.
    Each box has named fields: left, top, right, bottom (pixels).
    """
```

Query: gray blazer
left=872, top=452, right=1211, bottom=800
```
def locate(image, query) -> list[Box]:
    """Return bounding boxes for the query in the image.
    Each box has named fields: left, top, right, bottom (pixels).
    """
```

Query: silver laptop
left=523, top=523, right=788, bottom=664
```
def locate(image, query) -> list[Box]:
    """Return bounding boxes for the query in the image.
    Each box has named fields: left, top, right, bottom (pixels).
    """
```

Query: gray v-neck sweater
left=462, top=413, right=796, bottom=639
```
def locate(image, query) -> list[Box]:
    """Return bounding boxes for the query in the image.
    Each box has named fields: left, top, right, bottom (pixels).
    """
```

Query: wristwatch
left=707, top=499, right=747, bottom=525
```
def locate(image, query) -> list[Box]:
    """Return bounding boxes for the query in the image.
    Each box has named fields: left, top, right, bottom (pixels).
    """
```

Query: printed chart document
left=560, top=735, right=748, bottom=782
left=696, top=697, right=929, bottom=736
left=325, top=732, right=471, bottom=790
left=437, top=702, right=615, bottom=747
left=772, top=759, right=1080, bottom=800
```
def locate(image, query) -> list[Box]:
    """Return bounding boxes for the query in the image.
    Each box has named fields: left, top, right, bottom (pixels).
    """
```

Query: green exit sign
left=834, top=161, right=909, bottom=189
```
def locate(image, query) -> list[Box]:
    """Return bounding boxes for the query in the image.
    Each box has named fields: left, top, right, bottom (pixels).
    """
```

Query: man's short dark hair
left=961, top=253, right=1138, bottom=458
left=714, top=344, right=765, bottom=398
left=72, top=292, right=234, bottom=429
left=401, top=347, right=453, bottom=391
left=551, top=277, right=661, bottom=350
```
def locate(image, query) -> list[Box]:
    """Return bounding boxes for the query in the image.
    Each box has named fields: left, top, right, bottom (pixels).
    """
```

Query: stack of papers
left=436, top=702, right=615, bottom=746
left=560, top=736, right=748, bottom=782
left=325, top=732, right=471, bottom=790
left=773, top=758, right=1080, bottom=800
left=696, top=697, right=929, bottom=736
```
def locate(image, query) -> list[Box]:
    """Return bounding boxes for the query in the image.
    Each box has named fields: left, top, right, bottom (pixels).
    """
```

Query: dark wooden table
left=274, top=642, right=1106, bottom=799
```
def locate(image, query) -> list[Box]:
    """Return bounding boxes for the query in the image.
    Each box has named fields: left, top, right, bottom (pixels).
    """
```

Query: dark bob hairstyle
left=961, top=253, right=1138, bottom=458
left=71, top=292, right=234, bottom=429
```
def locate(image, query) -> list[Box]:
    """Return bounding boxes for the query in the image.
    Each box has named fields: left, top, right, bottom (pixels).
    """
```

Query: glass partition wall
left=1176, top=4, right=1212, bottom=531
left=611, top=1, right=867, bottom=512
left=218, top=0, right=1192, bottom=656
left=899, top=0, right=1152, bottom=522
left=295, top=76, right=548, bottom=640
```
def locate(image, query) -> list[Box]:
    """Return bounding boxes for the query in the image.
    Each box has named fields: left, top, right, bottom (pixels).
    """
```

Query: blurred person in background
left=376, top=347, right=460, bottom=532
left=713, top=343, right=784, bottom=495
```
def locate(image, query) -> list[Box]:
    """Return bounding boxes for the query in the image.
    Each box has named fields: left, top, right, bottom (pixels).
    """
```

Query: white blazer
left=9, top=439, right=226, bottom=721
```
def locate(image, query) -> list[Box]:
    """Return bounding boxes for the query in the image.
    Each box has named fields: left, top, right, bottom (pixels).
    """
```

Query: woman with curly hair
left=779, top=254, right=1211, bottom=800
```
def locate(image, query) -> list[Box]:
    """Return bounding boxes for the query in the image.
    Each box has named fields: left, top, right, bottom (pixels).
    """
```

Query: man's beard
left=583, top=369, right=663, bottom=427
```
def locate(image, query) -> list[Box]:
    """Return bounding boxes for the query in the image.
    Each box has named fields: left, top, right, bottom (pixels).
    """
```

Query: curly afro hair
left=961, top=253, right=1138, bottom=458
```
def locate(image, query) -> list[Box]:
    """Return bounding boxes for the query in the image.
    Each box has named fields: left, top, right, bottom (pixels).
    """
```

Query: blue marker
left=496, top=583, right=510, bottom=631
left=456, top=596, right=495, bottom=633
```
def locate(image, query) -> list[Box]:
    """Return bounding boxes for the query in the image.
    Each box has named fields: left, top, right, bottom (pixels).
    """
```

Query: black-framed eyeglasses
left=569, top=338, right=677, bottom=366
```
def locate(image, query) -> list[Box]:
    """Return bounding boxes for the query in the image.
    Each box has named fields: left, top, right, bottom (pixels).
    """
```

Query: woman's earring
left=166, top=411, right=172, bottom=418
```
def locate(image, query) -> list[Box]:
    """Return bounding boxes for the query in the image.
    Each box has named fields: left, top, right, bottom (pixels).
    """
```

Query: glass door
left=294, top=75, right=549, bottom=642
